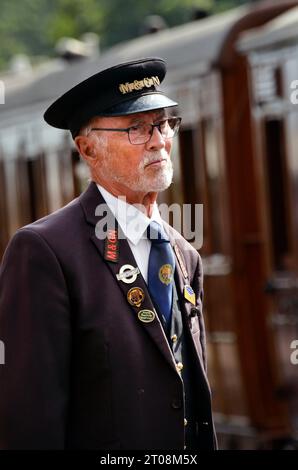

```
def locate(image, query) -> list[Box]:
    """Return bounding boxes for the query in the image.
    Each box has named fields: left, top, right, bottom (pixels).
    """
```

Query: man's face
left=86, top=109, right=174, bottom=193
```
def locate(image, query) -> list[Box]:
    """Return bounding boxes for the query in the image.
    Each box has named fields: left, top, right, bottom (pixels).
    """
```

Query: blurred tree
left=0, top=0, right=50, bottom=69
left=46, top=0, right=104, bottom=46
left=99, top=0, right=215, bottom=48
left=0, top=0, right=249, bottom=71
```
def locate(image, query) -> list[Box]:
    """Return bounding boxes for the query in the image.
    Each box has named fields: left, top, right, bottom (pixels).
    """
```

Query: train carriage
left=0, top=0, right=298, bottom=449
left=238, top=5, right=298, bottom=445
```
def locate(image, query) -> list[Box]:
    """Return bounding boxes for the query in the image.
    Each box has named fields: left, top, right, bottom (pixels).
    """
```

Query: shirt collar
left=96, top=183, right=163, bottom=246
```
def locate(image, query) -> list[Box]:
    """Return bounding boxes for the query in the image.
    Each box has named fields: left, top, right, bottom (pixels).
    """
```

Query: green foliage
left=0, top=0, right=50, bottom=68
left=99, top=0, right=215, bottom=48
left=0, top=0, right=249, bottom=71
left=46, top=0, right=104, bottom=44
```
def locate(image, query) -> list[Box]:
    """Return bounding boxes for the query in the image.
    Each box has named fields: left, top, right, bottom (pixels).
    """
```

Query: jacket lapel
left=165, top=225, right=209, bottom=384
left=79, top=182, right=178, bottom=373
left=163, top=223, right=193, bottom=319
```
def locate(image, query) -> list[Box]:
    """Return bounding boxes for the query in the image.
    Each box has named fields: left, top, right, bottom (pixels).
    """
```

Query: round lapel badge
left=127, top=287, right=145, bottom=308
left=116, top=264, right=140, bottom=284
left=159, top=264, right=173, bottom=285
left=138, top=309, right=156, bottom=323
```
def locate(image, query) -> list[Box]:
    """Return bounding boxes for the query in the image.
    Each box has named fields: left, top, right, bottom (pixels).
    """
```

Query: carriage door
left=178, top=72, right=249, bottom=444
left=263, top=115, right=298, bottom=434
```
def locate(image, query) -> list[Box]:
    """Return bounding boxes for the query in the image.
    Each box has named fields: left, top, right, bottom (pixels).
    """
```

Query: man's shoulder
left=3, top=195, right=86, bottom=264
left=163, top=221, right=198, bottom=256
left=17, top=181, right=100, bottom=239
left=1, top=196, right=86, bottom=274
left=3, top=182, right=103, bottom=263
left=22, top=196, right=81, bottom=238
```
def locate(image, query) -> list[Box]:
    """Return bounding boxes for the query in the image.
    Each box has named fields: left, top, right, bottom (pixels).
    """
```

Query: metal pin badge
left=116, top=264, right=140, bottom=284
left=159, top=264, right=174, bottom=285
left=138, top=309, right=156, bottom=323
left=184, top=285, right=196, bottom=305
left=127, top=287, right=145, bottom=307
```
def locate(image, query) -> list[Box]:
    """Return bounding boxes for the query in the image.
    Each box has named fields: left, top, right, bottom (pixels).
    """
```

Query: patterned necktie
left=147, top=221, right=175, bottom=329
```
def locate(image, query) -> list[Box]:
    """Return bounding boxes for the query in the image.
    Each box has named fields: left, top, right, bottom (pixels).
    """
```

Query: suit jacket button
left=171, top=399, right=182, bottom=409
left=190, top=307, right=199, bottom=317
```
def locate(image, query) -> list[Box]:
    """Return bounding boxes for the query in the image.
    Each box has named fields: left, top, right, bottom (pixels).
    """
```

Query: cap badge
left=119, top=76, right=160, bottom=94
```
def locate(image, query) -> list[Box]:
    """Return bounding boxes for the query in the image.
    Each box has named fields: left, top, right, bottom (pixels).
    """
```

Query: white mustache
left=142, top=150, right=169, bottom=168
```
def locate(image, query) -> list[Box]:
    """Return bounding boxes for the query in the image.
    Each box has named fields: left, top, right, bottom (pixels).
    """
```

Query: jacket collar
left=79, top=181, right=103, bottom=227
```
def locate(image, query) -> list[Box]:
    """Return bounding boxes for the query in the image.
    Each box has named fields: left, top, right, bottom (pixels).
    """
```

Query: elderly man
left=0, top=58, right=215, bottom=450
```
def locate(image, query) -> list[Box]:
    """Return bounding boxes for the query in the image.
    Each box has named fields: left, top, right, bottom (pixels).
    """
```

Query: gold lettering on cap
left=152, top=76, right=160, bottom=87
left=133, top=79, right=142, bottom=90
left=119, top=83, right=130, bottom=94
left=119, top=76, right=160, bottom=94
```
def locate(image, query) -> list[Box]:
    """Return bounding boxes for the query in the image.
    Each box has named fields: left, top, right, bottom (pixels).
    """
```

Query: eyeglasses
left=90, top=117, right=181, bottom=145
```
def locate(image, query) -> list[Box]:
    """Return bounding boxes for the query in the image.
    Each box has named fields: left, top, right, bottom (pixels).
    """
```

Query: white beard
left=98, top=141, right=173, bottom=193
left=127, top=149, right=174, bottom=192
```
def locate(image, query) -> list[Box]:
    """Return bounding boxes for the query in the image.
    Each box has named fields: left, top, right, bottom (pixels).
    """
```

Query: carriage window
left=57, top=140, right=75, bottom=205
left=72, top=150, right=90, bottom=197
left=15, top=153, right=48, bottom=226
left=173, top=127, right=204, bottom=243
left=264, top=119, right=289, bottom=270
left=16, top=155, right=32, bottom=227
left=26, top=154, right=49, bottom=221
left=178, top=128, right=199, bottom=204
left=202, top=119, right=225, bottom=253
left=0, top=158, right=8, bottom=258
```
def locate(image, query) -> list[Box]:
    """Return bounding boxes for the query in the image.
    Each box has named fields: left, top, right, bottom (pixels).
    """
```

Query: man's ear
left=75, top=136, right=97, bottom=166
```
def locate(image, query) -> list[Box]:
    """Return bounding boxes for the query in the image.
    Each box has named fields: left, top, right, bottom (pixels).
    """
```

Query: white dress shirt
left=97, top=184, right=163, bottom=283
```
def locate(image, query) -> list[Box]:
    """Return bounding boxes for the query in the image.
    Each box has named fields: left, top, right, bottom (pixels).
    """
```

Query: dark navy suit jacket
left=0, top=182, right=215, bottom=449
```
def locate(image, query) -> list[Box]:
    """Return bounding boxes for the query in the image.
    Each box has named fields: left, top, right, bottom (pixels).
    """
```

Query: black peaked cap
left=44, top=57, right=178, bottom=137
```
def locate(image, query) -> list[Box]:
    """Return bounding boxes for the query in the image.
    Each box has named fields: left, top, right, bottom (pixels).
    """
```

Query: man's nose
left=145, top=125, right=166, bottom=151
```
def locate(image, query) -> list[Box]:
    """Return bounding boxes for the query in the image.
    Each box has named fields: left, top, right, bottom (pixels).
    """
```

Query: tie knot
left=147, top=221, right=169, bottom=244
